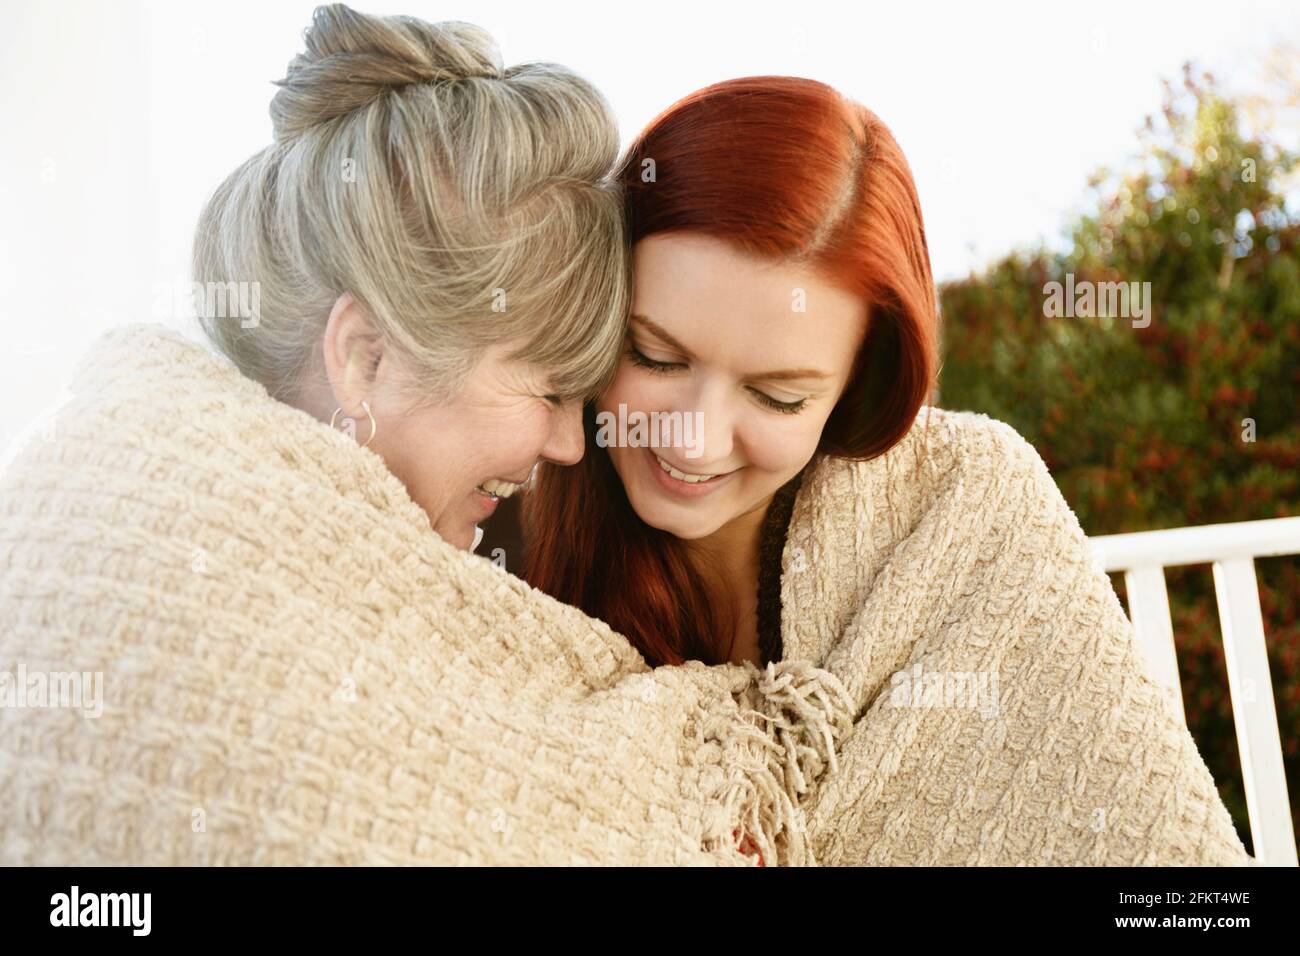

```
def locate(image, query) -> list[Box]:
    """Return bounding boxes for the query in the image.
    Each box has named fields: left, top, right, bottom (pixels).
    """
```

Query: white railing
left=1090, top=516, right=1300, bottom=867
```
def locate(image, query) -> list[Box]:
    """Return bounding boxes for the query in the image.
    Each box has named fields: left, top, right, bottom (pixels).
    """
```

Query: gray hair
left=192, top=3, right=629, bottom=404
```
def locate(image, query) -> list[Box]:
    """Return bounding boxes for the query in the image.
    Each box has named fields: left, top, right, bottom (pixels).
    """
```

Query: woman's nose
left=692, top=381, right=735, bottom=464
left=541, top=400, right=585, bottom=466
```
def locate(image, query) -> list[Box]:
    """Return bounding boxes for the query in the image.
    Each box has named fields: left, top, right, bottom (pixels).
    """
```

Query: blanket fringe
left=701, top=659, right=855, bottom=866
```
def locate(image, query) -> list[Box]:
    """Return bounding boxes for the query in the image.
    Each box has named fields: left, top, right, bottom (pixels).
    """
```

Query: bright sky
left=2, top=0, right=1298, bottom=462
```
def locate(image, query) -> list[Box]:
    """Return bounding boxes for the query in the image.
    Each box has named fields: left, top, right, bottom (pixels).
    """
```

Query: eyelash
left=624, top=345, right=808, bottom=415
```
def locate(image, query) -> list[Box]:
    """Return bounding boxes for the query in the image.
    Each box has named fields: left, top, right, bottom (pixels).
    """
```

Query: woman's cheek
left=598, top=364, right=647, bottom=414
left=743, top=412, right=822, bottom=475
left=608, top=370, right=677, bottom=414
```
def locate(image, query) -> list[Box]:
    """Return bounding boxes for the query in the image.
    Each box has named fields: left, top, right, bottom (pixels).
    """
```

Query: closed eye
left=626, top=344, right=683, bottom=373
left=628, top=344, right=807, bottom=413
left=748, top=388, right=807, bottom=414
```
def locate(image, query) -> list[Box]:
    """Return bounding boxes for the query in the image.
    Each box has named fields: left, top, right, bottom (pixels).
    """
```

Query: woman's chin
left=626, top=490, right=723, bottom=540
left=431, top=515, right=479, bottom=551
left=458, top=523, right=485, bottom=552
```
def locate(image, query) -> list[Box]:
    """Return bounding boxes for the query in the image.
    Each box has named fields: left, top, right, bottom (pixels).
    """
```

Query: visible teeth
left=655, top=453, right=720, bottom=484
left=477, top=478, right=521, bottom=499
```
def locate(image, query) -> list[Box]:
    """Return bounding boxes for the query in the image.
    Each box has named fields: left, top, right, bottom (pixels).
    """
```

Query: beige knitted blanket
left=0, top=323, right=1253, bottom=866
left=783, top=405, right=1254, bottom=865
left=0, top=323, right=848, bottom=866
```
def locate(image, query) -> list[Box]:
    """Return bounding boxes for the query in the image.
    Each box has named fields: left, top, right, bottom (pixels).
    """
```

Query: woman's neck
left=682, top=495, right=773, bottom=665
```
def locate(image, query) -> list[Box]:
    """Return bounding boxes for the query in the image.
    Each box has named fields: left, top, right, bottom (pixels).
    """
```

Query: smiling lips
left=648, top=449, right=734, bottom=498
left=474, top=466, right=535, bottom=502
left=475, top=477, right=522, bottom=501
left=654, top=451, right=726, bottom=483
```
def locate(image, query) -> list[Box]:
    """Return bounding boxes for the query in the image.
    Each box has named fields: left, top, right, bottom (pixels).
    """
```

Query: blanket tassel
left=703, top=659, right=855, bottom=866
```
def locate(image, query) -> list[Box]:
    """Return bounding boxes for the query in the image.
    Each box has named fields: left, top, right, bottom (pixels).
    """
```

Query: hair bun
left=270, top=3, right=505, bottom=141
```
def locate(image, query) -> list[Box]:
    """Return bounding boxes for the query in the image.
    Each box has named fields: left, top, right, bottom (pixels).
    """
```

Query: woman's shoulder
left=68, top=321, right=246, bottom=404
left=804, top=405, right=1050, bottom=501
left=783, top=405, right=1061, bottom=607
left=921, top=406, right=1050, bottom=479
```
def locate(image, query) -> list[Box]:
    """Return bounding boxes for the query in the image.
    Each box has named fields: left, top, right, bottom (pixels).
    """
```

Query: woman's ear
left=322, top=293, right=383, bottom=410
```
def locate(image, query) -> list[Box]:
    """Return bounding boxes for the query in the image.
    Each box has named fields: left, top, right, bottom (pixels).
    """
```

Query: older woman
left=0, top=4, right=849, bottom=866
left=191, top=8, right=628, bottom=553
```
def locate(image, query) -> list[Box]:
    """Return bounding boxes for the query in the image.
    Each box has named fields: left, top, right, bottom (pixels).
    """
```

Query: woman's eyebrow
left=630, top=313, right=695, bottom=357
left=630, top=312, right=833, bottom=382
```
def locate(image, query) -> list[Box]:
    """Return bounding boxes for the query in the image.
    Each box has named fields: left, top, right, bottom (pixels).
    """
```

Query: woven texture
left=0, top=323, right=849, bottom=866
left=0, top=322, right=1253, bottom=865
left=782, top=406, right=1254, bottom=865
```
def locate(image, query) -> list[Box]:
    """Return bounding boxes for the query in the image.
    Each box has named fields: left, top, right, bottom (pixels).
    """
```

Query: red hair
left=520, top=76, right=939, bottom=666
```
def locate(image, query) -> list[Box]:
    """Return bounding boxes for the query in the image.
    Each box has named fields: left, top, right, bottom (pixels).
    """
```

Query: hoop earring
left=330, top=400, right=377, bottom=448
